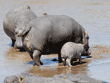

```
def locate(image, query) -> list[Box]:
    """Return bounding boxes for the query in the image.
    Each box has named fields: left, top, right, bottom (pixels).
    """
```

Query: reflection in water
left=0, top=47, right=32, bottom=83
left=5, top=47, right=90, bottom=78
left=28, top=57, right=90, bottom=77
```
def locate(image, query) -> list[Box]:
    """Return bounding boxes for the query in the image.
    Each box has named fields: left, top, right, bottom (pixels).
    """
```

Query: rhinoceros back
left=23, top=15, right=85, bottom=54
left=3, top=6, right=37, bottom=40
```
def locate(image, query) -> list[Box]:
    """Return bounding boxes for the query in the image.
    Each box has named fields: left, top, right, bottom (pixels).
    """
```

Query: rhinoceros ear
left=85, top=31, right=88, bottom=35
left=27, top=5, right=30, bottom=9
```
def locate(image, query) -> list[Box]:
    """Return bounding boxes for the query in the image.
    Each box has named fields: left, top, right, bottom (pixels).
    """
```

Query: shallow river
left=1, top=0, right=110, bottom=82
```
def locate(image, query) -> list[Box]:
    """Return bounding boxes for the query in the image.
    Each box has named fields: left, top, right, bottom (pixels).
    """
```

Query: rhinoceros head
left=82, top=31, right=90, bottom=54
left=14, top=23, right=31, bottom=49
left=15, top=23, right=31, bottom=37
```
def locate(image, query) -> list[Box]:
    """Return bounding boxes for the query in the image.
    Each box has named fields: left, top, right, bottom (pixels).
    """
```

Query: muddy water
left=28, top=56, right=90, bottom=77
left=1, top=0, right=110, bottom=82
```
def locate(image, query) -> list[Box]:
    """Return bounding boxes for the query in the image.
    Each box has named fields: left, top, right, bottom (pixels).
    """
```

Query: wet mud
left=27, top=45, right=110, bottom=81
left=5, top=47, right=31, bottom=61
left=1, top=0, right=110, bottom=83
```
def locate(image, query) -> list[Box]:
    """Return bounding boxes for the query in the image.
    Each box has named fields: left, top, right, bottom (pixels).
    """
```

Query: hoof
left=63, top=61, right=66, bottom=66
left=40, top=61, right=43, bottom=65
left=12, top=44, right=15, bottom=47
left=33, top=60, right=41, bottom=66
left=59, top=59, right=63, bottom=63
left=88, top=52, right=91, bottom=55
left=19, top=48, right=26, bottom=52
left=79, top=61, right=82, bottom=64
left=68, top=65, right=72, bottom=67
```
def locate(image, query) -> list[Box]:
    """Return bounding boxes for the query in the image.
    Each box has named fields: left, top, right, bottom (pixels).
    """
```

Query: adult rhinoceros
left=15, top=15, right=90, bottom=66
left=3, top=5, right=37, bottom=48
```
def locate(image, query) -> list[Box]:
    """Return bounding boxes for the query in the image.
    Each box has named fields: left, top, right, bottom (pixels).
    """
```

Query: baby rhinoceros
left=61, top=42, right=85, bottom=66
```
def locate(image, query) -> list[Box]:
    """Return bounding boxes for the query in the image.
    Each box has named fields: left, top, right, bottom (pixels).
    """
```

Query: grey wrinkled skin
left=16, top=15, right=90, bottom=66
left=61, top=42, right=84, bottom=66
left=3, top=6, right=37, bottom=48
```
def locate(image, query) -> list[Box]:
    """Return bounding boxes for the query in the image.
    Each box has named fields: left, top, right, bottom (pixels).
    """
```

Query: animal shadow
left=81, top=53, right=92, bottom=58
left=18, top=48, right=26, bottom=52
left=8, top=43, right=13, bottom=46
left=71, top=61, right=87, bottom=66
left=102, top=82, right=108, bottom=83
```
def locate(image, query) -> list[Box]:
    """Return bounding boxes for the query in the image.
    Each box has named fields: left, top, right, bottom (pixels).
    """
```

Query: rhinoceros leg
left=58, top=52, right=63, bottom=63
left=79, top=53, right=82, bottom=63
left=24, top=46, right=33, bottom=59
left=33, top=50, right=42, bottom=66
left=11, top=38, right=15, bottom=47
left=66, top=58, right=72, bottom=67
left=62, top=58, right=66, bottom=66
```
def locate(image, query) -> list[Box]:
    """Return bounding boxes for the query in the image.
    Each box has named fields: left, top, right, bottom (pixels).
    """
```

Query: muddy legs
left=63, top=54, right=82, bottom=66
left=66, top=58, right=72, bottom=67
left=33, top=50, right=42, bottom=66
left=79, top=53, right=82, bottom=63
left=62, top=58, right=72, bottom=67
left=11, top=38, right=15, bottom=47
left=58, top=52, right=63, bottom=63
left=62, top=58, right=66, bottom=66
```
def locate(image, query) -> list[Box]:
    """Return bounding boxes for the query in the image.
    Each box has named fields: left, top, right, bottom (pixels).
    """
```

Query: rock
left=3, top=72, right=104, bottom=83
left=65, top=73, right=81, bottom=82
left=4, top=74, right=73, bottom=83
left=53, top=73, right=80, bottom=82
left=4, top=75, right=19, bottom=83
